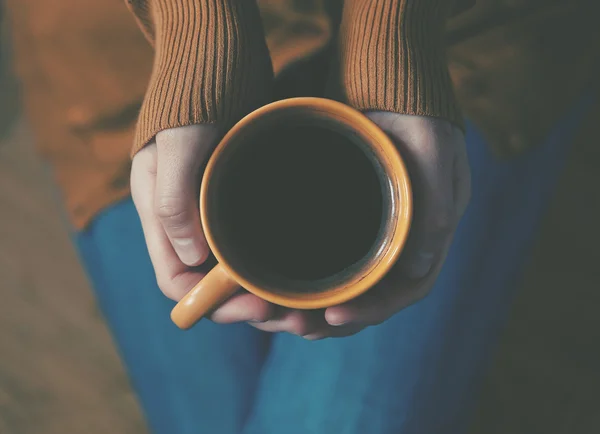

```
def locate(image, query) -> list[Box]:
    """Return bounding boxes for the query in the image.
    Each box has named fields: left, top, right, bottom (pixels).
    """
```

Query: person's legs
left=75, top=199, right=270, bottom=434
left=243, top=95, right=594, bottom=434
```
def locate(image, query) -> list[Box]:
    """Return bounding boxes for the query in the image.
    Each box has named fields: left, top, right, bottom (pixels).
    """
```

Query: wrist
left=132, top=0, right=273, bottom=156
left=333, top=0, right=464, bottom=131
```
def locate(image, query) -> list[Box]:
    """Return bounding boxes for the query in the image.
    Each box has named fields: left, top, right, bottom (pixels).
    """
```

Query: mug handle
left=170, top=263, right=239, bottom=329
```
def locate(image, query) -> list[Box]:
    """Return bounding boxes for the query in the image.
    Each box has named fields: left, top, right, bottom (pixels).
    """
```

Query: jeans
left=75, top=94, right=593, bottom=434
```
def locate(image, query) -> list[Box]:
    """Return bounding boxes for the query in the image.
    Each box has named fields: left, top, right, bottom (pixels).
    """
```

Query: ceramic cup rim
left=200, top=97, right=412, bottom=309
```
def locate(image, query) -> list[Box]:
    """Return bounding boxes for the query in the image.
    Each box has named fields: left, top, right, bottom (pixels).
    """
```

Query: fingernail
left=329, top=319, right=349, bottom=327
left=325, top=309, right=351, bottom=326
left=172, top=238, right=203, bottom=265
left=326, top=313, right=350, bottom=327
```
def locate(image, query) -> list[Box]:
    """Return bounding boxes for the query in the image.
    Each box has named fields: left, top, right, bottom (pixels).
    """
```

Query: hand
left=208, top=113, right=471, bottom=339
left=131, top=124, right=222, bottom=301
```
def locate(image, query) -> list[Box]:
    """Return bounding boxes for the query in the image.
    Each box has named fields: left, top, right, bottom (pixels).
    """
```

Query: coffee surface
left=217, top=124, right=383, bottom=284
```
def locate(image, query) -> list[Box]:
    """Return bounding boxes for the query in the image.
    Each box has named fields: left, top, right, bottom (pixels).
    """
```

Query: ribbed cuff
left=335, top=0, right=464, bottom=130
left=128, top=0, right=273, bottom=155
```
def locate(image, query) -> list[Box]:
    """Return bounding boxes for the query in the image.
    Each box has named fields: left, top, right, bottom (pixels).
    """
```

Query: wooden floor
left=1, top=88, right=599, bottom=433
left=0, top=122, right=147, bottom=434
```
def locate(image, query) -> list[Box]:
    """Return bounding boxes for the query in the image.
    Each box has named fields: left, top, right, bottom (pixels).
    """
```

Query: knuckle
left=155, top=274, right=179, bottom=300
left=287, top=314, right=312, bottom=336
left=252, top=302, right=274, bottom=323
left=155, top=197, right=188, bottom=225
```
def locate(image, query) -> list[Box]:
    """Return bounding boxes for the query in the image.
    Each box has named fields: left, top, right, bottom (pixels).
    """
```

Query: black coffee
left=215, top=124, right=383, bottom=283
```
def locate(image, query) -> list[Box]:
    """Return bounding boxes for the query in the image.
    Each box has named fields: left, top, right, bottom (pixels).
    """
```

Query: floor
left=0, top=121, right=147, bottom=434
left=1, top=77, right=599, bottom=434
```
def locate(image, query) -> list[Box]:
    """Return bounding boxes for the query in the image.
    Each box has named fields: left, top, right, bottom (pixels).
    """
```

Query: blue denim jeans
left=75, top=95, right=593, bottom=434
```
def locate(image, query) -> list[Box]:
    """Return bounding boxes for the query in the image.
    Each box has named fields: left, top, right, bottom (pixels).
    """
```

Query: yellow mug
left=171, top=97, right=412, bottom=329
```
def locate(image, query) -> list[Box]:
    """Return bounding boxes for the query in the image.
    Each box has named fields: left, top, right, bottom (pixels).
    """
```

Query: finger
left=249, top=310, right=326, bottom=337
left=209, top=292, right=275, bottom=324
left=325, top=236, right=454, bottom=327
left=154, top=125, right=219, bottom=266
left=324, top=275, right=421, bottom=327
left=131, top=143, right=208, bottom=301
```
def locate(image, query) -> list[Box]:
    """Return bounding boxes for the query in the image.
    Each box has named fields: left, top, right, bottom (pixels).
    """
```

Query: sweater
left=2, top=0, right=598, bottom=228
left=126, top=0, right=466, bottom=154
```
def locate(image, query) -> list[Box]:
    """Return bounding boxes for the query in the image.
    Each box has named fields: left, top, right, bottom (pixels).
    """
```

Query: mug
left=171, top=97, right=412, bottom=329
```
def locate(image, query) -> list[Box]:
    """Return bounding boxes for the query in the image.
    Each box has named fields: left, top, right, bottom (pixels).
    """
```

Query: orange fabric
left=259, top=0, right=332, bottom=75
left=333, top=0, right=461, bottom=126
left=127, top=0, right=464, bottom=154
left=127, top=0, right=273, bottom=154
left=3, top=0, right=598, bottom=229
left=446, top=1, right=600, bottom=156
left=4, top=0, right=153, bottom=227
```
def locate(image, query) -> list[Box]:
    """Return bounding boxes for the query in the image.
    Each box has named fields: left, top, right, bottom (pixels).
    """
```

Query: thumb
left=154, top=124, right=218, bottom=266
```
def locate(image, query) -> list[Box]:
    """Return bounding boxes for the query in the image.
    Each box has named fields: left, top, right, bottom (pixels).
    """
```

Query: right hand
left=218, top=114, right=471, bottom=339
left=131, top=124, right=221, bottom=301
left=131, top=122, right=276, bottom=322
left=133, top=119, right=281, bottom=328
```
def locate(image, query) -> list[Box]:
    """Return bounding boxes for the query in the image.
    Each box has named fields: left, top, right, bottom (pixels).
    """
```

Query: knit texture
left=127, top=0, right=274, bottom=155
left=13, top=1, right=597, bottom=229
left=335, top=0, right=463, bottom=129
left=129, top=0, right=463, bottom=155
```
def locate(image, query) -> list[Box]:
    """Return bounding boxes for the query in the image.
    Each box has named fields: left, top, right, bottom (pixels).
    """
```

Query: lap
left=75, top=201, right=270, bottom=434
left=74, top=94, right=593, bottom=434
left=244, top=96, right=594, bottom=434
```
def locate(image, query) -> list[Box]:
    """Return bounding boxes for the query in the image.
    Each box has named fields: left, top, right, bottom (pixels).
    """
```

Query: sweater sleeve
left=333, top=0, right=464, bottom=130
left=126, top=0, right=273, bottom=155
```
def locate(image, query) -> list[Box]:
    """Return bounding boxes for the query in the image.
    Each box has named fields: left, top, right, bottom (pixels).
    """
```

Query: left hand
left=208, top=113, right=471, bottom=339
